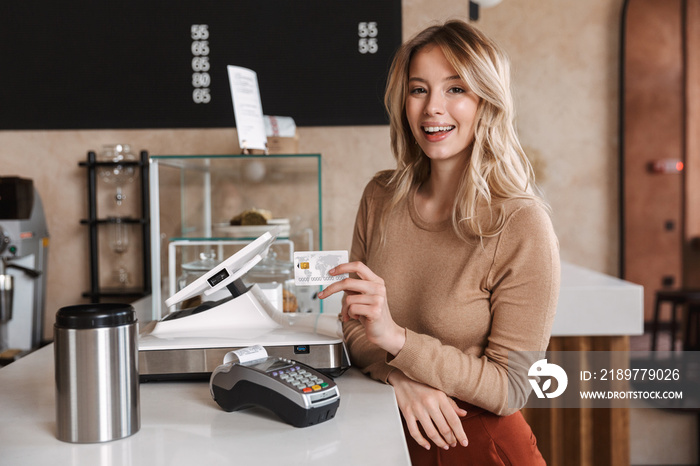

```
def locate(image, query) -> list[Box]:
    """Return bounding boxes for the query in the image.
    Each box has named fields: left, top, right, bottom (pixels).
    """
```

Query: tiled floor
left=628, top=333, right=699, bottom=466
left=629, top=332, right=682, bottom=351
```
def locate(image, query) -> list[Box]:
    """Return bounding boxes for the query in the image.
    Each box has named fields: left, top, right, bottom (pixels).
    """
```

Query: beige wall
left=0, top=0, right=624, bottom=340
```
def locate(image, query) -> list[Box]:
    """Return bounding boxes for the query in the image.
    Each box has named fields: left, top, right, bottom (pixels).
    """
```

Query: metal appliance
left=138, top=230, right=349, bottom=381
left=0, top=177, right=49, bottom=362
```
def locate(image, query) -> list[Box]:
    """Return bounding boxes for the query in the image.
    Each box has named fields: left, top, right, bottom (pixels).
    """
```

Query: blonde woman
left=319, top=20, right=559, bottom=465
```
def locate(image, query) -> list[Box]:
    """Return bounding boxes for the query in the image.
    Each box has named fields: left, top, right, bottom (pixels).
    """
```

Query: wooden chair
left=651, top=289, right=700, bottom=351
left=684, top=298, right=700, bottom=351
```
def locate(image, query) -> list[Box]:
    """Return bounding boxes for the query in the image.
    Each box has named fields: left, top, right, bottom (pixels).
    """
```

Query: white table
left=553, top=261, right=644, bottom=336
left=139, top=261, right=645, bottom=339
left=0, top=261, right=644, bottom=465
left=0, top=345, right=410, bottom=466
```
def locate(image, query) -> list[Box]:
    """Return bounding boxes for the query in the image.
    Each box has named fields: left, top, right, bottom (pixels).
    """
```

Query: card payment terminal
left=210, top=348, right=340, bottom=428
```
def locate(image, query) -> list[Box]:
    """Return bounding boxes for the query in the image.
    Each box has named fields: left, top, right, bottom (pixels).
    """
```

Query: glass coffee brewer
left=98, top=144, right=139, bottom=289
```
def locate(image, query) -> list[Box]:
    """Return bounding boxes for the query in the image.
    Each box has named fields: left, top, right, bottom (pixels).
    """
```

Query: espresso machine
left=0, top=177, right=49, bottom=364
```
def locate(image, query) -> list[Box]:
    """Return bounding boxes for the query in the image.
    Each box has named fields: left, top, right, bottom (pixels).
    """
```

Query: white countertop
left=0, top=261, right=641, bottom=465
left=553, top=261, right=644, bottom=336
left=138, top=260, right=644, bottom=341
left=308, top=261, right=644, bottom=338
left=0, top=345, right=411, bottom=466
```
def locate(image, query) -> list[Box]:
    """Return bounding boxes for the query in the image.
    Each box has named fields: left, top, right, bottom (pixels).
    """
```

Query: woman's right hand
left=387, top=370, right=469, bottom=451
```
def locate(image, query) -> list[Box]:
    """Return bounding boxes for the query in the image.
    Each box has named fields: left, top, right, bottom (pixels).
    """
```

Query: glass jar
left=97, top=144, right=137, bottom=185
left=177, top=250, right=221, bottom=292
left=244, top=251, right=299, bottom=313
left=175, top=250, right=227, bottom=309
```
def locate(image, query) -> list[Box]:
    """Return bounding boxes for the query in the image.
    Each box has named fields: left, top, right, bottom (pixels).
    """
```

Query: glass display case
left=149, top=154, right=323, bottom=320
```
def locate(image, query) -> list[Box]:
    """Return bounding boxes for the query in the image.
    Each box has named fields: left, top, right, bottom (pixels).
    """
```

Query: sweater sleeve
left=342, top=176, right=396, bottom=383
left=386, top=203, right=560, bottom=415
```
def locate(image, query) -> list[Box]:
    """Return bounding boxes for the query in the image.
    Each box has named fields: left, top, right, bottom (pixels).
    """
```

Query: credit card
left=293, top=250, right=349, bottom=286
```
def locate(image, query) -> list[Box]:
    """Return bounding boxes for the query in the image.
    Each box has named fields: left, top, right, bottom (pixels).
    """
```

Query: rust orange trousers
left=402, top=401, right=546, bottom=466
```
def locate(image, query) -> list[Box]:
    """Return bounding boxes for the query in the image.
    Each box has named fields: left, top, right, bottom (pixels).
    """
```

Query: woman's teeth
left=423, top=126, right=455, bottom=133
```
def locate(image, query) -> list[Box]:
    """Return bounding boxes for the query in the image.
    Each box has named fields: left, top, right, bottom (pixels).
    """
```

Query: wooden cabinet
left=622, top=0, right=700, bottom=324
left=523, top=336, right=630, bottom=466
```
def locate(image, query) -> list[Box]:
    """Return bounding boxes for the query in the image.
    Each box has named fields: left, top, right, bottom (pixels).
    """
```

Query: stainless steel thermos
left=54, top=303, right=140, bottom=443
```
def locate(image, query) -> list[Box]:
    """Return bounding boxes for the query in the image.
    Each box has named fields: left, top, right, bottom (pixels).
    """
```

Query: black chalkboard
left=1, top=1, right=401, bottom=129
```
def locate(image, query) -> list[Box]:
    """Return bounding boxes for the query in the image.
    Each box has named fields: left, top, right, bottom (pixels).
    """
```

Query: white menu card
left=227, top=65, right=268, bottom=152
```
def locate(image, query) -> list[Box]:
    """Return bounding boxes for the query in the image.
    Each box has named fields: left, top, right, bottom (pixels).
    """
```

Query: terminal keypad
left=272, top=362, right=329, bottom=394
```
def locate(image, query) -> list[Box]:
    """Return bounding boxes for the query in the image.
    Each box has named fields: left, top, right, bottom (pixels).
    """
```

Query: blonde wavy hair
left=383, top=20, right=546, bottom=241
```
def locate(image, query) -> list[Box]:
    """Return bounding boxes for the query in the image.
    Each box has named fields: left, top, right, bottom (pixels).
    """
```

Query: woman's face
left=405, top=46, right=480, bottom=167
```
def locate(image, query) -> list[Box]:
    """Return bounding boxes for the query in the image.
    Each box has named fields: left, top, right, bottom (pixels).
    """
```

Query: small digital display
left=207, top=268, right=230, bottom=287
left=254, top=358, right=294, bottom=373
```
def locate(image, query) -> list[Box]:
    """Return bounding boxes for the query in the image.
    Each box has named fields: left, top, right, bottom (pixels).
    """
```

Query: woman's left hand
left=317, top=261, right=406, bottom=356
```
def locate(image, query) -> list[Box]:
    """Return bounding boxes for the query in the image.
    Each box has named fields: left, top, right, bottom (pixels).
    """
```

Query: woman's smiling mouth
left=422, top=125, right=455, bottom=134
left=421, top=125, right=455, bottom=142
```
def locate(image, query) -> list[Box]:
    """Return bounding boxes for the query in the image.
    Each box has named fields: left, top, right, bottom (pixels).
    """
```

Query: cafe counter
left=0, top=261, right=643, bottom=465
left=0, top=344, right=411, bottom=465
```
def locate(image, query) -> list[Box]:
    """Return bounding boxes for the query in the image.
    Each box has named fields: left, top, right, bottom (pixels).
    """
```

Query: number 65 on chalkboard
left=191, top=24, right=209, bottom=40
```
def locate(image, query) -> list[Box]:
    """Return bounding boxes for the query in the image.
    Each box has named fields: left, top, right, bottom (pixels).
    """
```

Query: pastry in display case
left=149, top=154, right=323, bottom=321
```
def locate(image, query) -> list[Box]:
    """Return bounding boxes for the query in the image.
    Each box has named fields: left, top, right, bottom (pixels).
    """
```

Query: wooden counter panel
left=523, top=336, right=630, bottom=466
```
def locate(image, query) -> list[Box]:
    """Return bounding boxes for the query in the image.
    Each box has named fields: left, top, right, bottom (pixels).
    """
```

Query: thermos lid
left=55, top=303, right=135, bottom=329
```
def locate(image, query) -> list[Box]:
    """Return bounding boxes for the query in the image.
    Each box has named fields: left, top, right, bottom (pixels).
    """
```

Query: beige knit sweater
left=342, top=171, right=561, bottom=416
